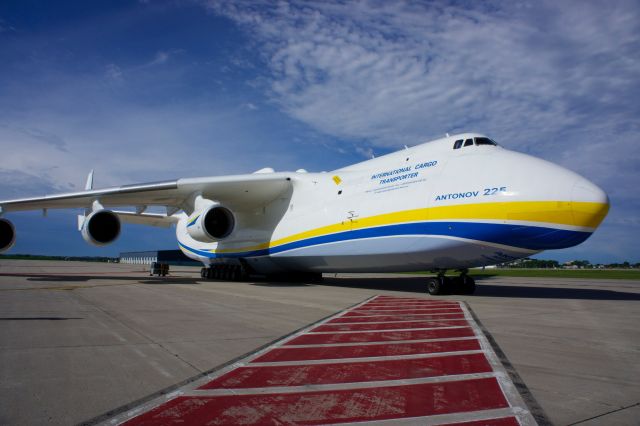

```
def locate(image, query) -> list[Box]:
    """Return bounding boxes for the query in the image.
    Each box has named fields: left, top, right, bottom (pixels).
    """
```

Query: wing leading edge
left=0, top=172, right=293, bottom=215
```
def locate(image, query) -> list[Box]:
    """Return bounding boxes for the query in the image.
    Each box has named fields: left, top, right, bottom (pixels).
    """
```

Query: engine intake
left=0, top=218, right=16, bottom=253
left=187, top=205, right=235, bottom=242
left=81, top=210, right=121, bottom=246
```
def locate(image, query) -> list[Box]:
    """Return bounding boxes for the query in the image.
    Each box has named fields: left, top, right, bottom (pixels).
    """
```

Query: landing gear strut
left=426, top=269, right=476, bottom=295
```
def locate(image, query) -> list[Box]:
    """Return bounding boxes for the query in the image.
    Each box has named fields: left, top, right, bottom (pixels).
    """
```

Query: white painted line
left=330, top=407, right=518, bottom=425
left=307, top=325, right=470, bottom=334
left=334, top=311, right=465, bottom=319
left=281, top=336, right=478, bottom=348
left=349, top=307, right=462, bottom=312
left=247, top=350, right=486, bottom=367
left=327, top=317, right=467, bottom=325
left=460, top=302, right=538, bottom=426
left=185, top=372, right=499, bottom=396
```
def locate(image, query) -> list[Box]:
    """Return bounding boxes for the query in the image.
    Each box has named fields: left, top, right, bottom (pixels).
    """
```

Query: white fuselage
left=176, top=133, right=609, bottom=273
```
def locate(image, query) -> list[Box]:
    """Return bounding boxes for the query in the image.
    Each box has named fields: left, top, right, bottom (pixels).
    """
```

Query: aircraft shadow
left=6, top=274, right=203, bottom=285
left=472, top=284, right=640, bottom=300
left=318, top=276, right=640, bottom=301
left=5, top=272, right=637, bottom=301
left=0, top=317, right=83, bottom=321
left=251, top=282, right=315, bottom=287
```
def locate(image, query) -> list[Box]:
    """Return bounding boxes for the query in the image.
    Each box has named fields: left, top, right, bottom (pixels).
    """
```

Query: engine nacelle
left=0, top=218, right=16, bottom=253
left=81, top=209, right=121, bottom=246
left=186, top=205, right=235, bottom=242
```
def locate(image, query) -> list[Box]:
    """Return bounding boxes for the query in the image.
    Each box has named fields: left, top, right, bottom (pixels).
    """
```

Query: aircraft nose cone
left=571, top=177, right=609, bottom=229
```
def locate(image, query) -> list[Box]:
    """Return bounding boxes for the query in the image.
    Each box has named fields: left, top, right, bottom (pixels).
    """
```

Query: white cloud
left=144, top=49, right=183, bottom=67
left=207, top=1, right=639, bottom=154
left=104, top=49, right=183, bottom=82
left=105, top=63, right=123, bottom=82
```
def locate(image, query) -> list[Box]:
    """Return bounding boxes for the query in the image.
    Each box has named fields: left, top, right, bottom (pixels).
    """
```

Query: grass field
left=466, top=269, right=640, bottom=280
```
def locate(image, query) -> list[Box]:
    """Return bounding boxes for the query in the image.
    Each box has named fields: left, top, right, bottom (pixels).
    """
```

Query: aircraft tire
left=200, top=268, right=206, bottom=279
left=426, top=277, right=443, bottom=295
left=461, top=276, right=476, bottom=295
left=224, top=266, right=231, bottom=281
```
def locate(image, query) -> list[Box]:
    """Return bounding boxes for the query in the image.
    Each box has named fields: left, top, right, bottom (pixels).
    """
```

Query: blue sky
left=0, top=0, right=638, bottom=263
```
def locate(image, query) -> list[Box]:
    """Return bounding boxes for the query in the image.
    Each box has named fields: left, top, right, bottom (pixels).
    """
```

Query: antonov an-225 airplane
left=0, top=133, right=609, bottom=295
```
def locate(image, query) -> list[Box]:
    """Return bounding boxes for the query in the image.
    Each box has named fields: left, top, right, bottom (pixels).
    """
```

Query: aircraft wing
left=0, top=172, right=293, bottom=214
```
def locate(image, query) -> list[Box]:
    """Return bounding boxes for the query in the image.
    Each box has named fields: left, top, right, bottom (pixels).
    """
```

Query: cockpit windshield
left=452, top=137, right=499, bottom=149
left=474, top=137, right=498, bottom=146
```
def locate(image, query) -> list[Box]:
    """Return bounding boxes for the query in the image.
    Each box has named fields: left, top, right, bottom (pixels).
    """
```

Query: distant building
left=119, top=250, right=200, bottom=266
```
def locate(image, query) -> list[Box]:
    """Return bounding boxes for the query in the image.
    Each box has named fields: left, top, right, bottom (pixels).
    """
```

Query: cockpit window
left=464, top=138, right=473, bottom=147
left=453, top=139, right=463, bottom=149
left=475, top=137, right=498, bottom=146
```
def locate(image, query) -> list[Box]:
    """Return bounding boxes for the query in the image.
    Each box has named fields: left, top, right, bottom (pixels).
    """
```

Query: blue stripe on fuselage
left=179, top=221, right=591, bottom=259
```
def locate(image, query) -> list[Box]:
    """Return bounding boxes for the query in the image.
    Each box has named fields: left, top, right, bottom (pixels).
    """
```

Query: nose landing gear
left=426, top=270, right=476, bottom=295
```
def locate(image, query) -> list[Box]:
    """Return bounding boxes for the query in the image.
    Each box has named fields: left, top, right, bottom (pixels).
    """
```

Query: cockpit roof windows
left=452, top=137, right=499, bottom=149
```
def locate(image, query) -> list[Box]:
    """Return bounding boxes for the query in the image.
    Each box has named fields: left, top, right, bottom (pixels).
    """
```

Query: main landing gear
left=200, top=265, right=323, bottom=283
left=200, top=264, right=246, bottom=282
left=426, top=270, right=476, bottom=296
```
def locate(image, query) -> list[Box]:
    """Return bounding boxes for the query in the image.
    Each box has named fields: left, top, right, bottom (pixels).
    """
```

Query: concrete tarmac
left=0, top=260, right=638, bottom=425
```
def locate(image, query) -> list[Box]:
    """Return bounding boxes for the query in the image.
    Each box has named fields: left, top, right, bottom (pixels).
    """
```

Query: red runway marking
left=328, top=313, right=466, bottom=323
left=125, top=378, right=508, bottom=426
left=285, top=327, right=476, bottom=345
left=252, top=339, right=480, bottom=362
left=311, top=318, right=468, bottom=332
left=114, top=295, right=539, bottom=426
left=199, top=353, right=492, bottom=389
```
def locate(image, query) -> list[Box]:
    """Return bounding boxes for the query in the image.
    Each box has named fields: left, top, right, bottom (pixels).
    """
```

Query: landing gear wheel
left=222, top=266, right=230, bottom=281
left=460, top=276, right=476, bottom=295
left=200, top=268, right=206, bottom=279
left=426, top=277, right=443, bottom=295
left=232, top=267, right=241, bottom=281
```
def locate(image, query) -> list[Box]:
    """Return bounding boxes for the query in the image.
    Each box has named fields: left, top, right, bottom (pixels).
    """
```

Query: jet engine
left=81, top=209, right=121, bottom=246
left=0, top=218, right=16, bottom=253
left=186, top=205, right=235, bottom=242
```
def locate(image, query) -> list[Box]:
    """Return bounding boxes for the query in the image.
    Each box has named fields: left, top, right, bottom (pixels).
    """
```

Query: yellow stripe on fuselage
left=428, top=201, right=608, bottom=228
left=212, top=200, right=608, bottom=254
